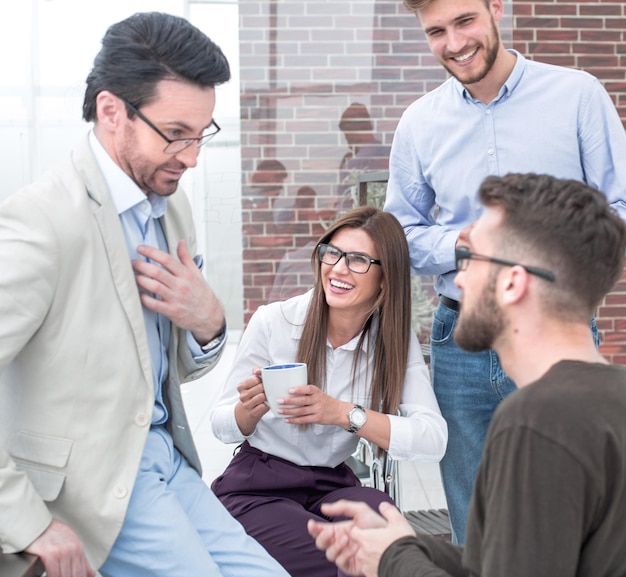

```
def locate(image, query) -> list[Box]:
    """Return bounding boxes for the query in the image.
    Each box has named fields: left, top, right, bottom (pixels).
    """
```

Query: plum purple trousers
left=211, top=441, right=396, bottom=577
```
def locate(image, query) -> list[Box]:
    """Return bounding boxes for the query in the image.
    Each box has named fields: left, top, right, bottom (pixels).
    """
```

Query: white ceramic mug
left=261, top=362, right=308, bottom=415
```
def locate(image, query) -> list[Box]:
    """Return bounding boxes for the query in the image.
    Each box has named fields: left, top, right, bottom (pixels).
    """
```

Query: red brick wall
left=239, top=0, right=442, bottom=326
left=238, top=0, right=626, bottom=360
left=511, top=1, right=626, bottom=361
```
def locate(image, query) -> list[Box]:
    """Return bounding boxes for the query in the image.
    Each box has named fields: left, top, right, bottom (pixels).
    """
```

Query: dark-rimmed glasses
left=455, top=246, right=555, bottom=282
left=318, top=243, right=381, bottom=274
left=121, top=98, right=221, bottom=154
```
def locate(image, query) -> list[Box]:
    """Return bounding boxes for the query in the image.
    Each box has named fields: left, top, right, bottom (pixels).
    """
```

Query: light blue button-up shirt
left=384, top=50, right=626, bottom=300
left=88, top=131, right=224, bottom=424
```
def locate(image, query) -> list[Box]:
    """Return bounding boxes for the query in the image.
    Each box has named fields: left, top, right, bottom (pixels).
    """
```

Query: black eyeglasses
left=318, top=243, right=381, bottom=274
left=121, top=98, right=221, bottom=154
left=455, top=246, right=555, bottom=282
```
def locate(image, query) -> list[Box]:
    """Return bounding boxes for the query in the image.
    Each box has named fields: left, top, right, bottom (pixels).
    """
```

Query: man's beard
left=121, top=122, right=185, bottom=196
left=443, top=17, right=500, bottom=86
left=454, top=272, right=506, bottom=352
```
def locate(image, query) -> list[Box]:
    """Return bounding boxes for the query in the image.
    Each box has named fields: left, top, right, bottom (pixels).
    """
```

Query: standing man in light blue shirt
left=384, top=0, right=626, bottom=544
left=0, top=11, right=289, bottom=577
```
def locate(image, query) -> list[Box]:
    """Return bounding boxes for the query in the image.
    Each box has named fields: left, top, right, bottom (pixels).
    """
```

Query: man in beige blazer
left=0, top=12, right=287, bottom=577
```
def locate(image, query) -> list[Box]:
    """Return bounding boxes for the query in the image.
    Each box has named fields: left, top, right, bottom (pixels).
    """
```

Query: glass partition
left=2, top=0, right=512, bottom=337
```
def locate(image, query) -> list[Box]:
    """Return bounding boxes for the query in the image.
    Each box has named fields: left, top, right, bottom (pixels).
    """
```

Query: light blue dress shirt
left=384, top=50, right=626, bottom=300
left=88, top=131, right=224, bottom=424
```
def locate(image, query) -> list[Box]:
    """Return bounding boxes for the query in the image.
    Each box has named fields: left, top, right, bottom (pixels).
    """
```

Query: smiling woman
left=210, top=205, right=447, bottom=577
left=318, top=228, right=384, bottom=326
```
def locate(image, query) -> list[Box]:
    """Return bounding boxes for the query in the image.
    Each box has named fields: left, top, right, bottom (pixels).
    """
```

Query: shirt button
left=488, top=149, right=494, bottom=155
left=113, top=485, right=128, bottom=499
left=135, top=412, right=150, bottom=427
left=486, top=109, right=491, bottom=114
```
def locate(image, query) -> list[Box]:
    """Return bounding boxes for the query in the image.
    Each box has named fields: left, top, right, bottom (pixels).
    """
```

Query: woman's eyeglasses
left=318, top=243, right=381, bottom=274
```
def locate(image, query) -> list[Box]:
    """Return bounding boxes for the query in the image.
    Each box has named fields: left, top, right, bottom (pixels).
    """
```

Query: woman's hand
left=234, top=368, right=270, bottom=435
left=280, top=386, right=392, bottom=450
left=277, top=385, right=350, bottom=427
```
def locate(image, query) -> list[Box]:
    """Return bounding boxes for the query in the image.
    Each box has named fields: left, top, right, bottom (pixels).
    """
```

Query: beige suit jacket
left=0, top=136, right=220, bottom=568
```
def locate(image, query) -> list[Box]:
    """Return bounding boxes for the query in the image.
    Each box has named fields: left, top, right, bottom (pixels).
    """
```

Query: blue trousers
left=100, top=427, right=288, bottom=577
left=431, top=301, right=598, bottom=545
left=212, top=441, right=396, bottom=577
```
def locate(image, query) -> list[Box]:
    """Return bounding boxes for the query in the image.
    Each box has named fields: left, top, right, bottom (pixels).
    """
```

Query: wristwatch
left=347, top=404, right=367, bottom=433
left=201, top=325, right=226, bottom=353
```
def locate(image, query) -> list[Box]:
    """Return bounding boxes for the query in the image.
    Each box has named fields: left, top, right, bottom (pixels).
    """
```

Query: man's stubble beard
left=454, top=270, right=506, bottom=353
left=442, top=17, right=501, bottom=87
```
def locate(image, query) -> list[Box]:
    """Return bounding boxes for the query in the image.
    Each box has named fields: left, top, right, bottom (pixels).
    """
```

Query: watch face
left=352, top=409, right=366, bottom=426
left=350, top=406, right=367, bottom=429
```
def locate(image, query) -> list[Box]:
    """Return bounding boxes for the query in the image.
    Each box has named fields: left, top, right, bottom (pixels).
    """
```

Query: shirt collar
left=88, top=130, right=167, bottom=218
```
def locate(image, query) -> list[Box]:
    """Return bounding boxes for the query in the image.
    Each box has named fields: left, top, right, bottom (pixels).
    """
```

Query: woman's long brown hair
left=295, top=206, right=412, bottom=416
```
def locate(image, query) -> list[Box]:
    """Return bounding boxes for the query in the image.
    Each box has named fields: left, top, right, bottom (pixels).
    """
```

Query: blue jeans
left=431, top=301, right=599, bottom=545
left=430, top=301, right=515, bottom=545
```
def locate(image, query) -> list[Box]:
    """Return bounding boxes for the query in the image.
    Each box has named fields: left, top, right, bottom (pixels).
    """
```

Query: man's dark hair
left=479, top=172, right=626, bottom=318
left=83, top=12, right=230, bottom=121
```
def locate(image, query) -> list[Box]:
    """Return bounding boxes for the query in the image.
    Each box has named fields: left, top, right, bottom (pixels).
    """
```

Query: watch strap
left=201, top=324, right=226, bottom=352
left=347, top=404, right=367, bottom=434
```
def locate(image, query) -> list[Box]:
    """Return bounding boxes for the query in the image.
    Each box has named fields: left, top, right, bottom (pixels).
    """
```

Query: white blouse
left=210, top=290, right=447, bottom=467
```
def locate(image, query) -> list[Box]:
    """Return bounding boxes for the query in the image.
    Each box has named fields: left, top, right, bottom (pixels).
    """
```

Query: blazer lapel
left=72, top=137, right=154, bottom=391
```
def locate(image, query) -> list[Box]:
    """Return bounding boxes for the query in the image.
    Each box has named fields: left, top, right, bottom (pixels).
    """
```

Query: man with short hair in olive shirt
left=308, top=172, right=626, bottom=577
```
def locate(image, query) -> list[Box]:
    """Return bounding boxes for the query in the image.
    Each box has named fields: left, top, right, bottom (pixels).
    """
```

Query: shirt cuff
left=187, top=323, right=228, bottom=360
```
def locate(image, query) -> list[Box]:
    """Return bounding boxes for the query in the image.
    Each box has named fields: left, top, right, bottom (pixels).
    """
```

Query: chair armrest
left=0, top=552, right=45, bottom=577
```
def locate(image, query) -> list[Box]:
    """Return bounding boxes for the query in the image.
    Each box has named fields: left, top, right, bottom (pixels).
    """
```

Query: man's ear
left=95, top=91, right=125, bottom=133
left=500, top=266, right=530, bottom=306
left=489, top=0, right=505, bottom=23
